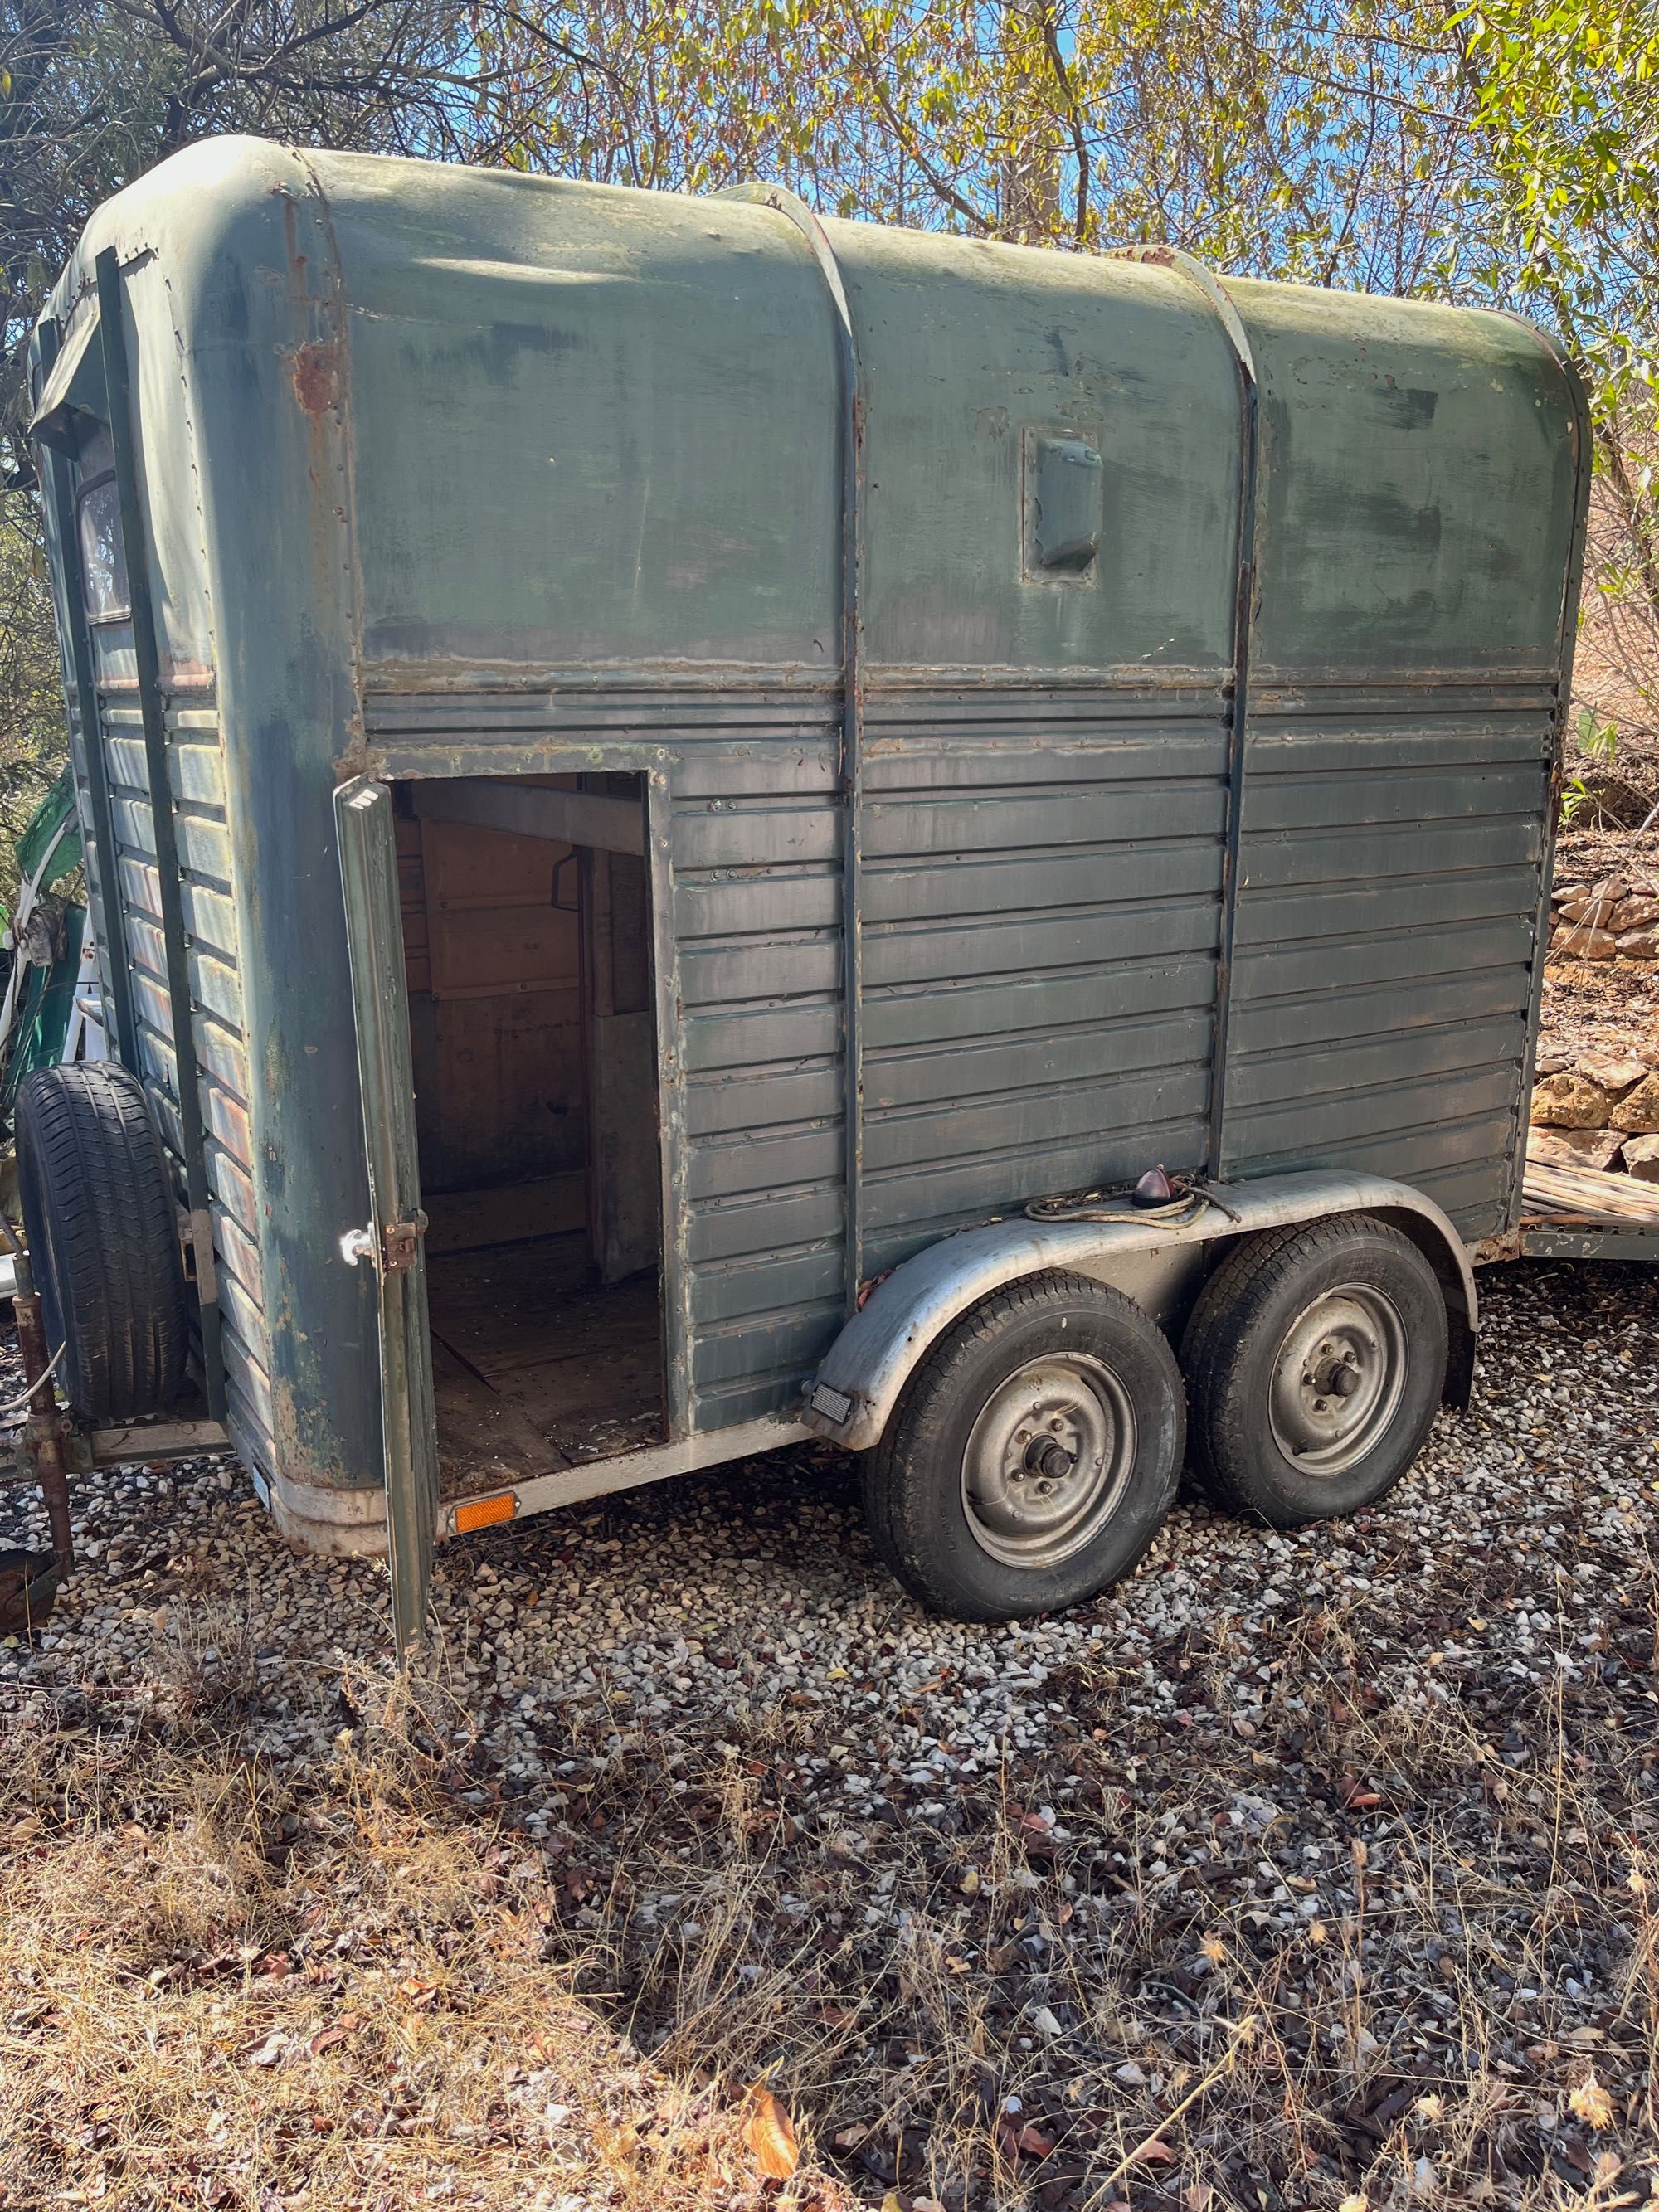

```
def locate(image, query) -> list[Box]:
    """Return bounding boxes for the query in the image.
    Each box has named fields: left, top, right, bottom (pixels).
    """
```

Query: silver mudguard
left=804, top=1172, right=1477, bottom=1451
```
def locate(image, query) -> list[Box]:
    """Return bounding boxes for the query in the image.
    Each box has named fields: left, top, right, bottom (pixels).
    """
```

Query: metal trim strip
left=1106, top=246, right=1260, bottom=1179
left=1501, top=314, right=1595, bottom=1237
left=718, top=181, right=868, bottom=1315
left=645, top=768, right=694, bottom=1440
left=443, top=1416, right=816, bottom=1535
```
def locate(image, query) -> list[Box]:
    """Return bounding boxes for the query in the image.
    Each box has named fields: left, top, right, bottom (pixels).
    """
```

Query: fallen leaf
left=1569, top=2072, right=1615, bottom=2130
left=1015, top=2123, right=1055, bottom=2156
left=1126, top=2137, right=1175, bottom=2167
left=743, top=2083, right=799, bottom=2180
left=243, top=2030, right=286, bottom=2068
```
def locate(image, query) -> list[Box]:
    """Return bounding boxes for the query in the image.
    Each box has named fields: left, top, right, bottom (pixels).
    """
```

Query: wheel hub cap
left=961, top=1354, right=1137, bottom=1568
left=1268, top=1285, right=1408, bottom=1476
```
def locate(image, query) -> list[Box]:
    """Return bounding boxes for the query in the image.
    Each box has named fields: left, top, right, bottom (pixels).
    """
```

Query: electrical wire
left=0, top=1337, right=66, bottom=1420
left=1025, top=1188, right=1212, bottom=1228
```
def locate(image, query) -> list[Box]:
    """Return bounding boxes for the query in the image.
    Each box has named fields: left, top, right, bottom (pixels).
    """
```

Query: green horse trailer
left=11, top=134, right=1637, bottom=1648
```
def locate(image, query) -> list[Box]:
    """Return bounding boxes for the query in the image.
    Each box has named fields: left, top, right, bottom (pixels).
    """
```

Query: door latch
left=339, top=1209, right=428, bottom=1274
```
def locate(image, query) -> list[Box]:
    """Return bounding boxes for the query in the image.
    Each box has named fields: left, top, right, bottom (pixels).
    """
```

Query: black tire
left=1180, top=1215, right=1447, bottom=1529
left=863, top=1271, right=1185, bottom=1621
left=15, top=1062, right=188, bottom=1422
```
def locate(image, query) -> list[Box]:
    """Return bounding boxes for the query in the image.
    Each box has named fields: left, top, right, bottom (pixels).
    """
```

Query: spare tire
left=15, top=1062, right=188, bottom=1421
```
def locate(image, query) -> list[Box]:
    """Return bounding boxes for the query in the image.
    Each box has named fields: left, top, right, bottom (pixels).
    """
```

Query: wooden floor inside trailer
left=426, top=1233, right=664, bottom=1498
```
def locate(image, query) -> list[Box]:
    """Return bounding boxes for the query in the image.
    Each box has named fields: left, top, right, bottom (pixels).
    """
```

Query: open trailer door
left=336, top=776, right=440, bottom=1655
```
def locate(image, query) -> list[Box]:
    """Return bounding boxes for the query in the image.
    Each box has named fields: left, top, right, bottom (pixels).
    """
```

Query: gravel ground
left=3, top=1258, right=1659, bottom=2210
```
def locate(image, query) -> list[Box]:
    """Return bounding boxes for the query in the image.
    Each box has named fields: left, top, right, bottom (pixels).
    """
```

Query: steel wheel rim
left=961, top=1352, right=1137, bottom=1570
left=1267, top=1283, right=1408, bottom=1476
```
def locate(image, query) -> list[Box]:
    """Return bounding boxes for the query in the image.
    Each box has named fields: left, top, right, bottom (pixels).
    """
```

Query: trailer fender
left=804, top=1173, right=1477, bottom=1452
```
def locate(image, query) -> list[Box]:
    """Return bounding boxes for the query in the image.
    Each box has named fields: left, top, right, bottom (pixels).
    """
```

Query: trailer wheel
left=862, top=1271, right=1185, bottom=1621
left=1180, top=1215, right=1447, bottom=1528
left=15, top=1063, right=188, bottom=1422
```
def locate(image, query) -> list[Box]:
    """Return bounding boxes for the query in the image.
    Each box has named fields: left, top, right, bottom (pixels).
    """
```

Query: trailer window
left=76, top=473, right=129, bottom=622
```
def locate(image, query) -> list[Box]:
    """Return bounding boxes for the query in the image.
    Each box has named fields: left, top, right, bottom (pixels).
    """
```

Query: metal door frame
left=335, top=775, right=440, bottom=1654
left=335, top=762, right=688, bottom=1646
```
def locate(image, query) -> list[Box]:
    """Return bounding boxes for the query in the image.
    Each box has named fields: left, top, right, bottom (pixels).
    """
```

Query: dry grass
left=5, top=1539, right=1659, bottom=2211
left=0, top=1655, right=858, bottom=2210
left=7, top=1257, right=1659, bottom=2209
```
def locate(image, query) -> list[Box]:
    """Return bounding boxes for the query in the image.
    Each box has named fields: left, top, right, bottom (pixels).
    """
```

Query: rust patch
left=291, top=340, right=339, bottom=416
left=1470, top=1229, right=1523, bottom=1266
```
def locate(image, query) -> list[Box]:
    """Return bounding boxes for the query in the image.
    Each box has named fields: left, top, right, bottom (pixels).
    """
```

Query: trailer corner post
left=94, top=246, right=228, bottom=1426
left=35, top=315, right=140, bottom=1077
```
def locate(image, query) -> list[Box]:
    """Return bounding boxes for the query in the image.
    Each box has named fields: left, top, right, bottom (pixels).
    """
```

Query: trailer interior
left=392, top=773, right=666, bottom=1496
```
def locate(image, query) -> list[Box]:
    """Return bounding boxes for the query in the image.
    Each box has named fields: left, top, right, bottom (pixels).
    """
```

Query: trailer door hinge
left=339, top=1209, right=428, bottom=1274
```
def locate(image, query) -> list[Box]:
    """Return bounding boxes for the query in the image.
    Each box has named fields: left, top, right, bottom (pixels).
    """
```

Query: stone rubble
left=1528, top=914, right=1659, bottom=1178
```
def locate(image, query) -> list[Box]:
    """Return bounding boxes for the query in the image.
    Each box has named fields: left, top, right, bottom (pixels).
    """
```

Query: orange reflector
left=454, top=1491, right=517, bottom=1534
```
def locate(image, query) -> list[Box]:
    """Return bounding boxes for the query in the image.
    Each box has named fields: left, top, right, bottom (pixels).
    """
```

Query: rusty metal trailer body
left=19, top=137, right=1604, bottom=1641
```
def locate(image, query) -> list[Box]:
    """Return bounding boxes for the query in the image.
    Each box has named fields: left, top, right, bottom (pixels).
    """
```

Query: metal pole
left=12, top=1254, right=72, bottom=1571
left=95, top=247, right=227, bottom=1424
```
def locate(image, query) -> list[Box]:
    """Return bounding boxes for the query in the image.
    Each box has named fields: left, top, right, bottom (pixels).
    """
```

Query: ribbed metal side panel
left=859, top=683, right=1230, bottom=1271
left=1222, top=681, right=1556, bottom=1236
left=673, top=710, right=847, bottom=1432
left=366, top=679, right=1235, bottom=1432
left=84, top=687, right=275, bottom=1467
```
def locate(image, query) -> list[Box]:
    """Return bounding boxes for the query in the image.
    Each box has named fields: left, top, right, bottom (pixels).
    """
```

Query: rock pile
left=1548, top=872, right=1659, bottom=960
left=1530, top=1043, right=1659, bottom=1178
